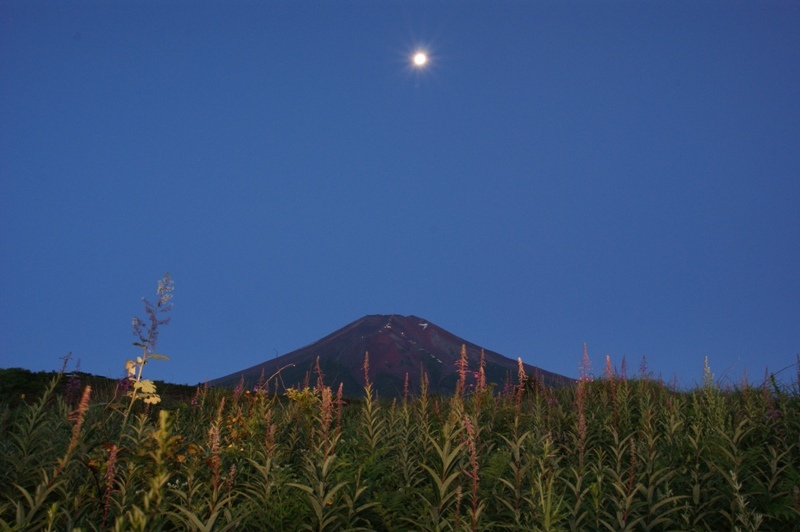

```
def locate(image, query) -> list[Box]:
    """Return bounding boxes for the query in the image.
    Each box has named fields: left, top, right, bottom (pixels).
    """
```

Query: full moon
left=413, top=52, right=428, bottom=67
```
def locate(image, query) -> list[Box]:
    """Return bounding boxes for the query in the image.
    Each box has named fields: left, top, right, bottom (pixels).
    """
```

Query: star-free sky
left=2, top=1, right=798, bottom=389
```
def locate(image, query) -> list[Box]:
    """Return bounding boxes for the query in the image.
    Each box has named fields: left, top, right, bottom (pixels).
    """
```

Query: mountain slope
left=209, top=314, right=571, bottom=397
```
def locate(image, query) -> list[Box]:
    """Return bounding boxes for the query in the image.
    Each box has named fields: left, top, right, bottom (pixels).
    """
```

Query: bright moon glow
left=413, top=52, right=428, bottom=67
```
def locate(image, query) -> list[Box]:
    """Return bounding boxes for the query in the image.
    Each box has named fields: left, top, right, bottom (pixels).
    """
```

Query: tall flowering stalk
left=473, top=349, right=489, bottom=416
left=463, top=414, right=484, bottom=530
left=317, top=385, right=335, bottom=458
left=132, top=273, right=174, bottom=357
left=603, top=355, right=614, bottom=381
left=579, top=343, right=592, bottom=383
left=205, top=396, right=226, bottom=496
left=101, top=444, right=119, bottom=529
left=335, top=382, right=344, bottom=435
left=363, top=351, right=371, bottom=390
left=208, top=423, right=222, bottom=494
left=360, top=352, right=385, bottom=454
left=476, top=349, right=487, bottom=394
left=575, top=379, right=588, bottom=471
left=122, top=273, right=173, bottom=431
left=264, top=409, right=277, bottom=458
left=233, top=376, right=245, bottom=403
left=456, top=344, right=469, bottom=398
left=54, top=385, right=92, bottom=480
left=515, top=358, right=527, bottom=415
left=314, top=356, right=325, bottom=393
left=572, top=344, right=592, bottom=472
left=604, top=355, right=618, bottom=430
left=66, top=386, right=91, bottom=457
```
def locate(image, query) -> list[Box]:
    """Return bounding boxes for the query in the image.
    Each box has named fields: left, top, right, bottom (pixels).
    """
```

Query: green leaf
left=287, top=483, right=315, bottom=495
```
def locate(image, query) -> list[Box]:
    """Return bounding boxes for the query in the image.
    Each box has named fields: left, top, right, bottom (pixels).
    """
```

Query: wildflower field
left=2, top=355, right=799, bottom=531
left=2, top=275, right=798, bottom=530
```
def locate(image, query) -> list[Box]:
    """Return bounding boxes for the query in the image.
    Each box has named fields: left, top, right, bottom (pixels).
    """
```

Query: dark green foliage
left=0, top=366, right=799, bottom=530
left=0, top=367, right=197, bottom=409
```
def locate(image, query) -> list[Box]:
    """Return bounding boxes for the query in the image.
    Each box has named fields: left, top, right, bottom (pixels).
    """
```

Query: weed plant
left=1, top=276, right=799, bottom=530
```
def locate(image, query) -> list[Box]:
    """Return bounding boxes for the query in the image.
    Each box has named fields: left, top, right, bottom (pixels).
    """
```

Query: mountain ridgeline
left=209, top=314, right=571, bottom=397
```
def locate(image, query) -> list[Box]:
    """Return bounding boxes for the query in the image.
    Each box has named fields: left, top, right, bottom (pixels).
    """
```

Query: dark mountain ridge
left=209, top=314, right=572, bottom=397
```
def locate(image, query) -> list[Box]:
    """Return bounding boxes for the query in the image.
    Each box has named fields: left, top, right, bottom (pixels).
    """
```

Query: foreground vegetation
left=1, top=355, right=798, bottom=531
left=2, top=275, right=797, bottom=530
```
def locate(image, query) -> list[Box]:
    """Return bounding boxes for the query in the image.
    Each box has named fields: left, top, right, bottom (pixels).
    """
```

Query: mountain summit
left=209, top=314, right=571, bottom=397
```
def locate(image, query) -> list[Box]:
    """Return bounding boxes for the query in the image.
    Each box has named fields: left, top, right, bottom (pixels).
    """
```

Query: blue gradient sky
left=2, top=1, right=798, bottom=388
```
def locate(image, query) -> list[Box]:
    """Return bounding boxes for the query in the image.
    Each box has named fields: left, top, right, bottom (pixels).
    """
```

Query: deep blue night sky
left=2, top=1, right=799, bottom=388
